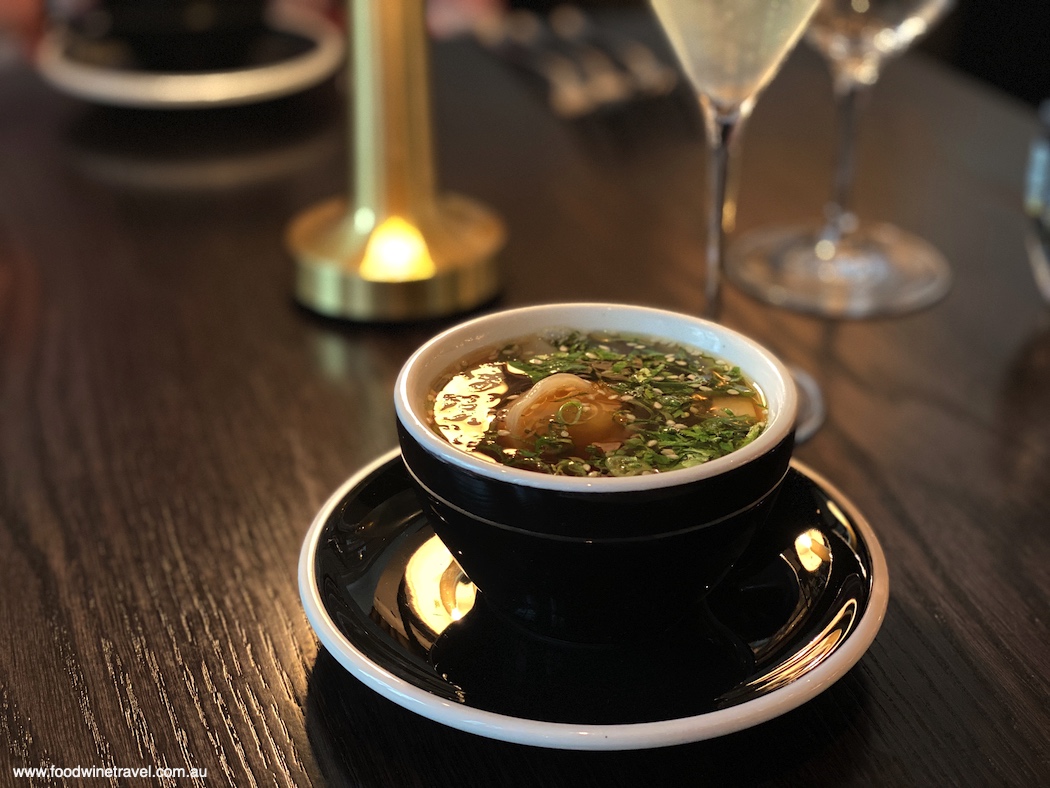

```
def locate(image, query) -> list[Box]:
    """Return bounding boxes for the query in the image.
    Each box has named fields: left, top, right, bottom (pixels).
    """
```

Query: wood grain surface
left=1, top=14, right=1048, bottom=787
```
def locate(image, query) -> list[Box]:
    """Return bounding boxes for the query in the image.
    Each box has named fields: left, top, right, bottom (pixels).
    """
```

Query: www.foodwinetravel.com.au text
left=11, top=764, right=208, bottom=780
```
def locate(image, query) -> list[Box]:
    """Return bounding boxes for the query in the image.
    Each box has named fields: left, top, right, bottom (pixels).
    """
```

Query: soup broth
left=428, top=330, right=768, bottom=477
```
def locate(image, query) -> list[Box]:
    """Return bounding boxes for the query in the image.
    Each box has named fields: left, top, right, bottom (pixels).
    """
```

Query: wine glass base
left=727, top=222, right=952, bottom=318
left=789, top=365, right=825, bottom=444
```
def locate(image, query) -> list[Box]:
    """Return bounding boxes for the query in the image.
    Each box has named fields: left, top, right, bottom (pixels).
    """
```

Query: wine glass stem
left=824, top=77, right=867, bottom=244
left=702, top=108, right=741, bottom=320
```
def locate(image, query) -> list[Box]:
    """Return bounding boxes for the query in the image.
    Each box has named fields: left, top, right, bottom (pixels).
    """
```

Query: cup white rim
left=394, top=302, right=798, bottom=493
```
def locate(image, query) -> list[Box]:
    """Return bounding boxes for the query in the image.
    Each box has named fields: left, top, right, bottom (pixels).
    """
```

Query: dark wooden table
left=2, top=13, right=1048, bottom=786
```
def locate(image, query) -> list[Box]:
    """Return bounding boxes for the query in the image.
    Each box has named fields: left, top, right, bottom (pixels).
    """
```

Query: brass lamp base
left=288, top=195, right=504, bottom=322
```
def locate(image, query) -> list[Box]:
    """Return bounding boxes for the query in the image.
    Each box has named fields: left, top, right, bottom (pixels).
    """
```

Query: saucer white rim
left=35, top=7, right=344, bottom=109
left=298, top=448, right=890, bottom=751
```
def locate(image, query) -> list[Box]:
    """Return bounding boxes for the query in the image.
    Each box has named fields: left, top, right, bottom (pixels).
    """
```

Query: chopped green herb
left=430, top=330, right=766, bottom=477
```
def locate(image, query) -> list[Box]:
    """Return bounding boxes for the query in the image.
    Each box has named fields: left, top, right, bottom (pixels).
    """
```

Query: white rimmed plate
left=299, top=448, right=888, bottom=751
left=35, top=8, right=344, bottom=109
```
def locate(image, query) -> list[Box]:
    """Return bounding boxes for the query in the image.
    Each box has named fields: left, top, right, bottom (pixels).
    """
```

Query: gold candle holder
left=287, top=0, right=505, bottom=321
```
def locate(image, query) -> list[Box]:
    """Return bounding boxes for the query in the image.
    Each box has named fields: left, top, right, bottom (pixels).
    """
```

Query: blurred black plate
left=35, top=8, right=344, bottom=109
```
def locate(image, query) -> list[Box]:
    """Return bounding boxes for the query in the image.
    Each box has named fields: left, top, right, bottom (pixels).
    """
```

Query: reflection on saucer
left=36, top=7, right=344, bottom=109
left=300, top=448, right=889, bottom=749
left=61, top=85, right=341, bottom=191
left=66, top=120, right=340, bottom=191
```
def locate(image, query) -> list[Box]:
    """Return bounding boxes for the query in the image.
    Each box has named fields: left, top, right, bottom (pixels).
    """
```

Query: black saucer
left=300, top=449, right=888, bottom=749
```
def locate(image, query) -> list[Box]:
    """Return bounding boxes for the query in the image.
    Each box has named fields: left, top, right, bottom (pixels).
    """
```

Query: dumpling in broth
left=501, top=373, right=628, bottom=455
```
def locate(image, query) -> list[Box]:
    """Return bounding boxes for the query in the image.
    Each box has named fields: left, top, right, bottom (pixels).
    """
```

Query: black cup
left=394, top=303, right=799, bottom=645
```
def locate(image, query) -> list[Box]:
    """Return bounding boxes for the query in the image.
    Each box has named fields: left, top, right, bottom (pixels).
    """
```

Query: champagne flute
left=649, top=0, right=825, bottom=441
left=726, top=0, right=954, bottom=317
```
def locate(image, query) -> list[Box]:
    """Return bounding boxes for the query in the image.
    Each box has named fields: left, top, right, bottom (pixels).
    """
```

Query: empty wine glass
left=1025, top=99, right=1050, bottom=304
left=726, top=0, right=954, bottom=318
left=649, top=0, right=826, bottom=441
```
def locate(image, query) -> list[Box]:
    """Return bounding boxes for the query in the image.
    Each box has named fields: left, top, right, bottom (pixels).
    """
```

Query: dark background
left=918, top=0, right=1050, bottom=107
left=510, top=0, right=1050, bottom=107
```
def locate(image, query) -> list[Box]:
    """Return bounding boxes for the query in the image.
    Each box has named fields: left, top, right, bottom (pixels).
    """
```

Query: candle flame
left=358, top=216, right=436, bottom=282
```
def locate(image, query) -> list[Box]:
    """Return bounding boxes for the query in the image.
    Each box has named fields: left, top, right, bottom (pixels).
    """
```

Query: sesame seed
left=647, top=439, right=658, bottom=447
left=560, top=430, right=569, bottom=437
left=653, top=402, right=662, bottom=409
left=497, top=429, right=510, bottom=436
left=727, top=389, right=739, bottom=395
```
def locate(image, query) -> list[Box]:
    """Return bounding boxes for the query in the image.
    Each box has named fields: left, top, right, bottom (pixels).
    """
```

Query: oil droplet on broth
left=432, top=363, right=508, bottom=451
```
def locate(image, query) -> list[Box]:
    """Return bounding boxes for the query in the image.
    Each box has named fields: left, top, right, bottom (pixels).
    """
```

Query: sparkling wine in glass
left=726, top=0, right=955, bottom=317
left=650, top=0, right=820, bottom=316
left=650, top=0, right=826, bottom=441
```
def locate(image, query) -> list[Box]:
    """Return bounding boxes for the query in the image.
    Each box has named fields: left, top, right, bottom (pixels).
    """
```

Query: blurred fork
left=474, top=9, right=594, bottom=118
left=473, top=5, right=678, bottom=119
left=548, top=5, right=678, bottom=103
